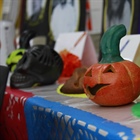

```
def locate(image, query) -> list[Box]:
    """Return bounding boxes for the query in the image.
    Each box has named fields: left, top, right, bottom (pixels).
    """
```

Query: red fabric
left=86, top=0, right=90, bottom=9
left=0, top=87, right=33, bottom=140
left=86, top=0, right=92, bottom=31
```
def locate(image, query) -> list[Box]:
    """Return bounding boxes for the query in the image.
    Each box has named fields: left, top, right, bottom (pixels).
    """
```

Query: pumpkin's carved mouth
left=87, top=84, right=109, bottom=95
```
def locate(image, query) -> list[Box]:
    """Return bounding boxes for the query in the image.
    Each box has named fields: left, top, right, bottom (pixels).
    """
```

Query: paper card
left=120, top=35, right=140, bottom=66
left=54, top=31, right=98, bottom=67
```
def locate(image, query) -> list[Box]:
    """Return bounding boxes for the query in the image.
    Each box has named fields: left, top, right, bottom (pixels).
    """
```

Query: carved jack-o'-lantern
left=83, top=25, right=140, bottom=106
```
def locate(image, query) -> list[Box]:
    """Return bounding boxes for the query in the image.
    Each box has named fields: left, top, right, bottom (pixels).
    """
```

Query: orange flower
left=60, top=50, right=81, bottom=77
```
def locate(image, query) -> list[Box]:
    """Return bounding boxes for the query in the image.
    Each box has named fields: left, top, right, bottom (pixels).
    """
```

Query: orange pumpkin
left=83, top=25, right=140, bottom=106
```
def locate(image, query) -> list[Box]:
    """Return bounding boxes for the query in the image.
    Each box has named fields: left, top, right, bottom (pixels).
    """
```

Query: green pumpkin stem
left=100, top=24, right=126, bottom=63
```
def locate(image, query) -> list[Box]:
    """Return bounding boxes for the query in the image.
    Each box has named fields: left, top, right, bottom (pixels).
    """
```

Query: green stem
left=99, top=24, right=126, bottom=64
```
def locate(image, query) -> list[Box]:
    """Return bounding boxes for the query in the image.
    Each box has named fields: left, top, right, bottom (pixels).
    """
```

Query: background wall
left=89, top=0, right=103, bottom=34
left=88, top=0, right=103, bottom=57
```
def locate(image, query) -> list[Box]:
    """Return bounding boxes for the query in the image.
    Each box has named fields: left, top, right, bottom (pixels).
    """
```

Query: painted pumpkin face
left=83, top=61, right=140, bottom=106
left=83, top=24, right=140, bottom=106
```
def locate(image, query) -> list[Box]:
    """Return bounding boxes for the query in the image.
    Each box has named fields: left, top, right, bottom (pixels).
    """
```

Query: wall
left=89, top=0, right=103, bottom=34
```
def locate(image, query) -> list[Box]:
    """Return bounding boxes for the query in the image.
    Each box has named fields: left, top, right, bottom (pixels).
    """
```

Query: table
left=0, top=84, right=140, bottom=140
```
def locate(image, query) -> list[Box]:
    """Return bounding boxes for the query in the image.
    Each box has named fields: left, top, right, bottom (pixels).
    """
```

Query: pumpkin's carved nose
left=103, top=65, right=115, bottom=73
left=88, top=84, right=109, bottom=95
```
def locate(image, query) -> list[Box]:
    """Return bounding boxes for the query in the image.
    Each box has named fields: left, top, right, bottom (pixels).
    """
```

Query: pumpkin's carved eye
left=85, top=68, right=92, bottom=77
left=103, top=65, right=115, bottom=73
left=88, top=84, right=109, bottom=95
